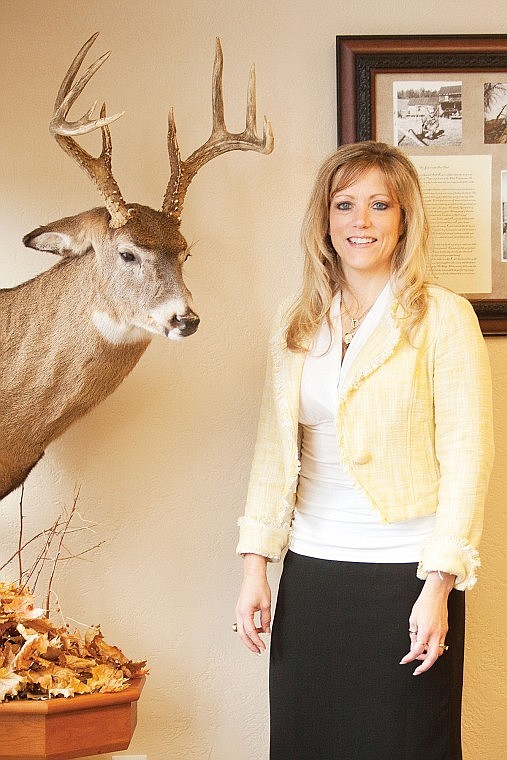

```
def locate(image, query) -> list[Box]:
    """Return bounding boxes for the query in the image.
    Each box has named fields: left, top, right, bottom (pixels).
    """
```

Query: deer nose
left=170, top=311, right=200, bottom=336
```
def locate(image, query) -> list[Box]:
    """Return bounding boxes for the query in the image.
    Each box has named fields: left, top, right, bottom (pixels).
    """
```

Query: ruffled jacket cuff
left=417, top=534, right=481, bottom=590
left=236, top=516, right=289, bottom=562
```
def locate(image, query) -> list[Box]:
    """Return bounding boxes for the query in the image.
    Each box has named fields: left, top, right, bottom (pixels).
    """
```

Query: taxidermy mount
left=0, top=33, right=273, bottom=500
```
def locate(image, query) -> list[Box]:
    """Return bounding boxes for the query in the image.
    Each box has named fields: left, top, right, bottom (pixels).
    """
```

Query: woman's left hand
left=399, top=571, right=455, bottom=676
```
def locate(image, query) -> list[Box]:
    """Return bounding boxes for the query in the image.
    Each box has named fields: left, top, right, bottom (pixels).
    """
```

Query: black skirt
left=269, top=551, right=465, bottom=760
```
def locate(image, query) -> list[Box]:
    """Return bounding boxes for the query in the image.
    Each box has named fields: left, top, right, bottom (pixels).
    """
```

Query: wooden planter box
left=0, top=676, right=145, bottom=760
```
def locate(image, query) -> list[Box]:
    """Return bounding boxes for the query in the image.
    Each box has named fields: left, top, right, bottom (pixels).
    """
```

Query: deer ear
left=22, top=229, right=90, bottom=257
left=23, top=208, right=108, bottom=257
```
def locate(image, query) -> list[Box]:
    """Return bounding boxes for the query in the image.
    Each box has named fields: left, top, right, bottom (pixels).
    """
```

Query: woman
left=235, top=142, right=494, bottom=760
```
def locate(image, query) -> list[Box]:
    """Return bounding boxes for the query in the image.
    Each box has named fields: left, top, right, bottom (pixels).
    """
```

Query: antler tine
left=211, top=36, right=227, bottom=134
left=54, top=33, right=98, bottom=109
left=245, top=63, right=274, bottom=148
left=162, top=38, right=274, bottom=221
left=52, top=52, right=124, bottom=136
left=245, top=64, right=257, bottom=139
left=50, top=33, right=130, bottom=228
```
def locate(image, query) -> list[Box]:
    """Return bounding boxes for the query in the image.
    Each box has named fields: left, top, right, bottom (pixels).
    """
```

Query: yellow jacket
left=237, top=285, right=494, bottom=590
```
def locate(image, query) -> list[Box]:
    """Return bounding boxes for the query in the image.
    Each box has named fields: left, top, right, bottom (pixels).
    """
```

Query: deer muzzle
left=166, top=311, right=200, bottom=338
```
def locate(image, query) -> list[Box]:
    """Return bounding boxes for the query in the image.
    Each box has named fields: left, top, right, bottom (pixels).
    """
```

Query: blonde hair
left=285, top=141, right=430, bottom=351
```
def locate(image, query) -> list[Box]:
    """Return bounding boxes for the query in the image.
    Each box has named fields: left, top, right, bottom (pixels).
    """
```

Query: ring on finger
left=408, top=629, right=418, bottom=634
left=232, top=623, right=238, bottom=633
left=416, top=640, right=429, bottom=647
left=438, top=642, right=449, bottom=651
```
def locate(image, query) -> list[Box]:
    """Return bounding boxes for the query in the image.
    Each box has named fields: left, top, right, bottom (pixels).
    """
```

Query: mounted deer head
left=0, top=34, right=273, bottom=500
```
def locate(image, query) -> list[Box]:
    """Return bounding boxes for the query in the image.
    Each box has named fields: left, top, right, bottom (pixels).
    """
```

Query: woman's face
left=328, top=167, right=403, bottom=282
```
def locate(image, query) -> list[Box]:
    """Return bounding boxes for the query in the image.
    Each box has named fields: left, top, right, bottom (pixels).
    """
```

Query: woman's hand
left=235, top=553, right=271, bottom=654
left=399, top=571, right=455, bottom=675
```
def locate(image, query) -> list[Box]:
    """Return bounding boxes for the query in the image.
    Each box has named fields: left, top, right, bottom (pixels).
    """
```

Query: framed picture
left=336, top=35, right=507, bottom=334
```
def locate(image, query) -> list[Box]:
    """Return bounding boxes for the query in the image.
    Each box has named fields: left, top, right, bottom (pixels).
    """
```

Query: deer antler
left=50, top=33, right=130, bottom=229
left=162, top=38, right=274, bottom=221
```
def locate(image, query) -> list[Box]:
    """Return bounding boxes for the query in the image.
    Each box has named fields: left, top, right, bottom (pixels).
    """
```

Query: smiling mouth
left=348, top=237, right=377, bottom=245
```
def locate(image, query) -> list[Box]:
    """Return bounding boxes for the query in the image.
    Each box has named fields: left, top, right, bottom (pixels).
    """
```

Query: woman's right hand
left=235, top=553, right=271, bottom=654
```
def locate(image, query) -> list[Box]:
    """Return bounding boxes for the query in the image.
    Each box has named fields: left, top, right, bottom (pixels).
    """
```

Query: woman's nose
left=352, top=205, right=370, bottom=227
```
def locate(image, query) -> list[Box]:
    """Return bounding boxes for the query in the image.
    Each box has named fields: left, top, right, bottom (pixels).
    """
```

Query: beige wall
left=1, top=1, right=506, bottom=758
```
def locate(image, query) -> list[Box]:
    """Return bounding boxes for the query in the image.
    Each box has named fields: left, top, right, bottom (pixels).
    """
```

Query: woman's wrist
left=424, top=570, right=456, bottom=593
left=242, top=553, right=268, bottom=578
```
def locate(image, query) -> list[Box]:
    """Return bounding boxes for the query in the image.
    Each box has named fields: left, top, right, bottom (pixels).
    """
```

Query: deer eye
left=119, top=250, right=136, bottom=263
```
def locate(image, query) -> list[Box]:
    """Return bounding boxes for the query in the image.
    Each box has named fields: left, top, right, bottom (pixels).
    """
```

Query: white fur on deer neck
left=92, top=311, right=148, bottom=345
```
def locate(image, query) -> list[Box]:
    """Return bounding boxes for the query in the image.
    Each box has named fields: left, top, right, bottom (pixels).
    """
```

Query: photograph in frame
left=394, top=81, right=462, bottom=148
left=484, top=83, right=507, bottom=144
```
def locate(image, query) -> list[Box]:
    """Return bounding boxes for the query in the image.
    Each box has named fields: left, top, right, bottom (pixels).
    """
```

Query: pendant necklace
left=341, top=295, right=373, bottom=354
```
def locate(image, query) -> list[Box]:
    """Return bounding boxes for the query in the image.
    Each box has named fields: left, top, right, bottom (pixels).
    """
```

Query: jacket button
left=352, top=453, right=371, bottom=465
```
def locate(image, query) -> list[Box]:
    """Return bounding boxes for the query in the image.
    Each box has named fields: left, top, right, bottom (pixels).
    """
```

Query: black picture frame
left=336, top=34, right=507, bottom=334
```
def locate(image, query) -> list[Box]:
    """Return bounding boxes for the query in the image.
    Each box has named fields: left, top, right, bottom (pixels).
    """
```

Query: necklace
left=341, top=295, right=373, bottom=349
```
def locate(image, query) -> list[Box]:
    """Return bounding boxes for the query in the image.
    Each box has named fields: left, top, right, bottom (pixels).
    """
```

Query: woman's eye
left=372, top=201, right=389, bottom=210
left=119, top=251, right=136, bottom=263
left=334, top=201, right=352, bottom=211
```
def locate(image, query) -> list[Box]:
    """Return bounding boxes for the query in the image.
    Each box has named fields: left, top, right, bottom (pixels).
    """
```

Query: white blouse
left=290, top=284, right=435, bottom=562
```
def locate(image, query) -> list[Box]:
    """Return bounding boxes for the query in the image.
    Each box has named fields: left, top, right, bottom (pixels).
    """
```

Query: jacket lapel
left=338, top=302, right=403, bottom=405
left=270, top=300, right=404, bottom=456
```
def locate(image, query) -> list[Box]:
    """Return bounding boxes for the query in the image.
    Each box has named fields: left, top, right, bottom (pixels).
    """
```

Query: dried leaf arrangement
left=0, top=488, right=147, bottom=701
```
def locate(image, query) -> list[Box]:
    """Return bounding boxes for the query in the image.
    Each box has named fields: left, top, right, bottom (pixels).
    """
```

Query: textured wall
left=0, top=1, right=505, bottom=758
left=463, top=339, right=507, bottom=758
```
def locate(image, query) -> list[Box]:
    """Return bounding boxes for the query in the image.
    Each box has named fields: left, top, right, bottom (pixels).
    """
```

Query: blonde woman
left=235, top=142, right=494, bottom=760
